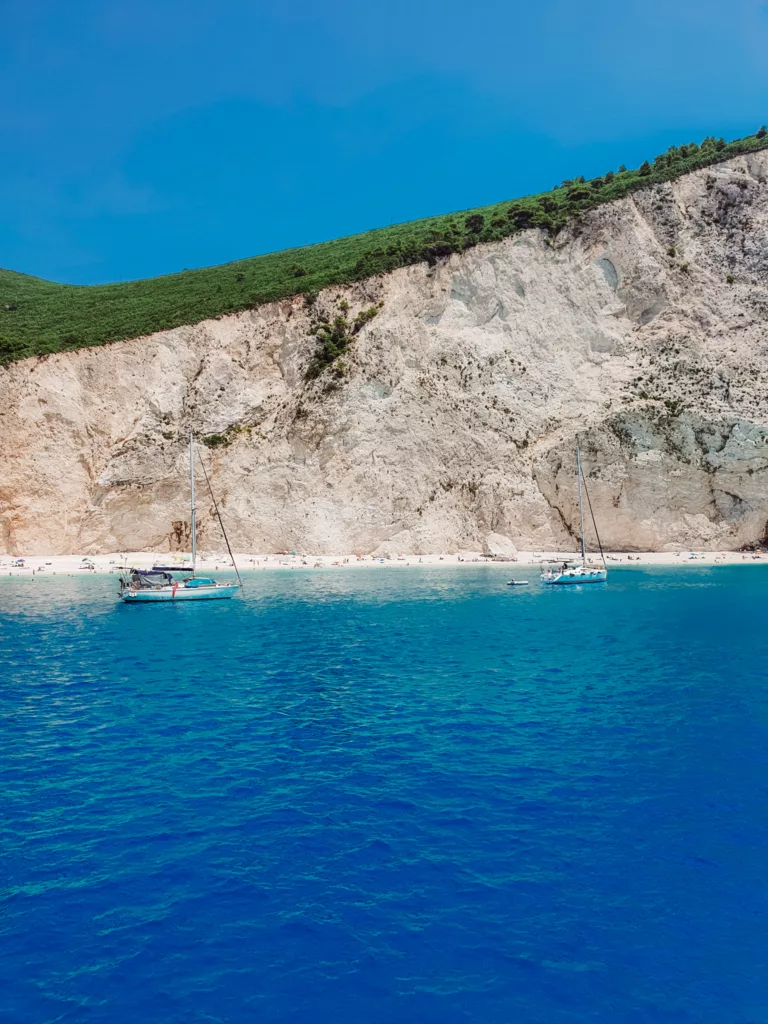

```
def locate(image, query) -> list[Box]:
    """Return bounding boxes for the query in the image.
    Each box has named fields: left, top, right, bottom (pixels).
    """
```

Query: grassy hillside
left=2, top=130, right=768, bottom=366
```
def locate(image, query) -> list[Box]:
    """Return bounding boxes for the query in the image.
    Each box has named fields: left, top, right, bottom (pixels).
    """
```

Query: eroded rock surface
left=4, top=153, right=768, bottom=554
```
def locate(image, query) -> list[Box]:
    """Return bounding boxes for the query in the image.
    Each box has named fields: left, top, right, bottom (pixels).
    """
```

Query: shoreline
left=2, top=549, right=767, bottom=576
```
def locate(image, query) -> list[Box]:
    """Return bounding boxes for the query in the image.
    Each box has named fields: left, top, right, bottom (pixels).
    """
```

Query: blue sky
left=2, top=0, right=768, bottom=284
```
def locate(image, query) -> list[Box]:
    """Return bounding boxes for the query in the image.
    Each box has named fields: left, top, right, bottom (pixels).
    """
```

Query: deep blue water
left=2, top=566, right=768, bottom=1023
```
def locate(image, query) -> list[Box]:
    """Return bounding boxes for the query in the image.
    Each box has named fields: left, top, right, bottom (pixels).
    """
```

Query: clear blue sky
left=2, top=0, right=767, bottom=284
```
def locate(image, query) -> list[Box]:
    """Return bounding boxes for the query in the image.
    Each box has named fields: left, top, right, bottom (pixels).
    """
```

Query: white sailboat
left=119, top=434, right=242, bottom=603
left=541, top=447, right=607, bottom=585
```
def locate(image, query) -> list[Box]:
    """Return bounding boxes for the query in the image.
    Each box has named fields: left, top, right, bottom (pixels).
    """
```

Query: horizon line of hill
left=2, top=127, right=768, bottom=366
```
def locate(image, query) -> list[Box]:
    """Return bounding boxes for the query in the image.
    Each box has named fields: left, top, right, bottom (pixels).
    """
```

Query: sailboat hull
left=541, top=568, right=607, bottom=585
left=121, top=584, right=240, bottom=603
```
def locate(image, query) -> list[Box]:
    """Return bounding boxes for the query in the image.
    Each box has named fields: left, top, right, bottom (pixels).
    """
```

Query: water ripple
left=1, top=567, right=768, bottom=1022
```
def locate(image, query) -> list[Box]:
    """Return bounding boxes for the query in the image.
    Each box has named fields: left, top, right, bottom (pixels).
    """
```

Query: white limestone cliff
left=3, top=152, right=768, bottom=555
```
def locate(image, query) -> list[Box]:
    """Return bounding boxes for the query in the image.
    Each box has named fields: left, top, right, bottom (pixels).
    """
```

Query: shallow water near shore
left=2, top=566, right=767, bottom=1022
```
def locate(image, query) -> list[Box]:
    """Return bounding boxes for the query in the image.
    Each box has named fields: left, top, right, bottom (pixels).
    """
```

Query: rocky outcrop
left=3, top=153, right=768, bottom=554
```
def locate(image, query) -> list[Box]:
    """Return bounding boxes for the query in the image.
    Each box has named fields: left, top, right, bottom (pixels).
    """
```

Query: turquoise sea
left=2, top=566, right=767, bottom=1022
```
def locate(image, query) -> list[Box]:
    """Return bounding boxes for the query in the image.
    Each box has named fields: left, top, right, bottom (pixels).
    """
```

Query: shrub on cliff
left=506, top=204, right=536, bottom=229
left=305, top=304, right=381, bottom=380
left=0, top=334, right=28, bottom=365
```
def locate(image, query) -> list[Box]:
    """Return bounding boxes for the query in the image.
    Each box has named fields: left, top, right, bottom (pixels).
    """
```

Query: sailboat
left=119, top=433, right=242, bottom=603
left=541, top=447, right=607, bottom=585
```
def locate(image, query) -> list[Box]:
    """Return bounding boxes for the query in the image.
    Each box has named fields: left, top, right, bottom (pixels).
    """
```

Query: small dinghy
left=506, top=579, right=529, bottom=586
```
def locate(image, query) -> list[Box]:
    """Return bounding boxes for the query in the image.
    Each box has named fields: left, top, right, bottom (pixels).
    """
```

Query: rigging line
left=579, top=465, right=606, bottom=568
left=196, top=450, right=243, bottom=588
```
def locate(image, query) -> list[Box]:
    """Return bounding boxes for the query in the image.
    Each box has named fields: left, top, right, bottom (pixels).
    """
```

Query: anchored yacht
left=119, top=434, right=242, bottom=603
left=541, top=448, right=608, bottom=586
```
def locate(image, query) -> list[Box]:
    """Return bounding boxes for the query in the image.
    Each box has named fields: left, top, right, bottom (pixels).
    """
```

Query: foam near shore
left=2, top=549, right=767, bottom=576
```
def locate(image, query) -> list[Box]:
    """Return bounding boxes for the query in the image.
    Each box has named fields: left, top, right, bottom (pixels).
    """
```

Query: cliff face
left=4, top=153, right=768, bottom=555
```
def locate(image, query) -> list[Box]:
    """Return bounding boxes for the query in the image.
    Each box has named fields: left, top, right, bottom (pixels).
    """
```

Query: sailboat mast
left=576, top=446, right=586, bottom=564
left=189, top=431, right=197, bottom=573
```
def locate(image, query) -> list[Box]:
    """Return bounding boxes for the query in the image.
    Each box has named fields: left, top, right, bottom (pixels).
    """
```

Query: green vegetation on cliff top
left=2, top=130, right=768, bottom=366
